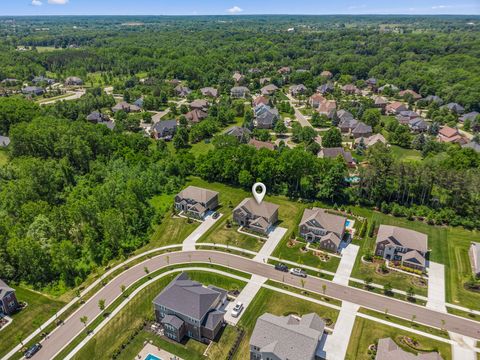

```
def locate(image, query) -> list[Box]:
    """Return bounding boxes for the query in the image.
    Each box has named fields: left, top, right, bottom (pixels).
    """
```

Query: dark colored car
left=212, top=212, right=219, bottom=219
left=274, top=263, right=289, bottom=272
left=25, top=343, right=42, bottom=358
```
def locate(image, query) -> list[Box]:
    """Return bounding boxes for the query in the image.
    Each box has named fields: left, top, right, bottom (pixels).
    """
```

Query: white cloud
left=48, top=0, right=69, bottom=4
left=432, top=5, right=451, bottom=9
left=31, top=0, right=43, bottom=5
left=227, top=6, right=243, bottom=14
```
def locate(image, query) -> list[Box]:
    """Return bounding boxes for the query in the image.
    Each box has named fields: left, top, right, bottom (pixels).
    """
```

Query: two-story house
left=298, top=208, right=347, bottom=253
left=250, top=313, right=326, bottom=360
left=375, top=225, right=428, bottom=271
left=153, top=273, right=227, bottom=343
left=174, top=186, right=219, bottom=219
left=233, top=198, right=279, bottom=235
left=0, top=279, right=19, bottom=316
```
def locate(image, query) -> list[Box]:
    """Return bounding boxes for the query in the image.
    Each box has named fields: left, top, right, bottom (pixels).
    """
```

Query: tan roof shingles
left=376, top=225, right=428, bottom=253
left=177, top=186, right=218, bottom=205
left=235, top=198, right=279, bottom=220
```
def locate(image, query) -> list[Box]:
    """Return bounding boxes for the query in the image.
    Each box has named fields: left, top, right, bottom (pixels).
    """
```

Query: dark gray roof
left=153, top=273, right=224, bottom=321
left=203, top=310, right=225, bottom=330
left=424, top=95, right=443, bottom=105
left=0, top=279, right=14, bottom=300
left=443, top=102, right=465, bottom=114
left=459, top=111, right=479, bottom=122
left=319, top=147, right=354, bottom=163
left=352, top=122, right=372, bottom=135
left=337, top=110, right=354, bottom=121
left=409, top=118, right=428, bottom=130
left=225, top=126, right=251, bottom=138
left=161, top=314, right=184, bottom=329
left=153, top=120, right=177, bottom=133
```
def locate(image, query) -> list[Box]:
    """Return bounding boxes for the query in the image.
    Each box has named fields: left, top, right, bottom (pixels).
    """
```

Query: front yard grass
left=346, top=317, right=452, bottom=360
left=233, top=287, right=340, bottom=360
left=73, top=271, right=246, bottom=360
left=0, top=287, right=66, bottom=359
left=145, top=214, right=199, bottom=250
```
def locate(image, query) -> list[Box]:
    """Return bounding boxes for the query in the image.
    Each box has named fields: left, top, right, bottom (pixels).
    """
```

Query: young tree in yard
left=98, top=298, right=106, bottom=312
left=144, top=266, right=150, bottom=277
left=142, top=111, right=152, bottom=123
left=383, top=283, right=393, bottom=295
left=364, top=277, right=373, bottom=289
left=274, top=121, right=287, bottom=135
left=406, top=287, right=415, bottom=300
left=173, top=126, right=189, bottom=149
left=80, top=316, right=88, bottom=328
left=120, top=284, right=126, bottom=296
left=322, top=128, right=342, bottom=148
left=301, top=127, right=318, bottom=144
left=356, top=137, right=366, bottom=155
left=322, top=284, right=327, bottom=294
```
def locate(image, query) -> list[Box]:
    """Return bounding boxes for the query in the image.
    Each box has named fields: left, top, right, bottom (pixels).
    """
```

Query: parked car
left=25, top=344, right=42, bottom=358
left=231, top=301, right=244, bottom=317
left=212, top=212, right=219, bottom=219
left=274, top=263, right=289, bottom=272
left=289, top=268, right=307, bottom=278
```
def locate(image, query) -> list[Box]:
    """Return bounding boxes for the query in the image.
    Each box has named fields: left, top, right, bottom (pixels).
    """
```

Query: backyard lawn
left=233, top=288, right=340, bottom=360
left=0, top=149, right=9, bottom=166
left=73, top=271, right=246, bottom=360
left=346, top=317, right=452, bottom=360
left=390, top=145, right=423, bottom=162
left=0, top=287, right=66, bottom=359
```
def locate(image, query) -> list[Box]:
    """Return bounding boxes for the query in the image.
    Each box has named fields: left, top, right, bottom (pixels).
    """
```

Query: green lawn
left=390, top=145, right=423, bottom=162
left=73, top=271, right=246, bottom=360
left=0, top=149, right=9, bottom=166
left=350, top=206, right=480, bottom=309
left=0, top=287, right=66, bottom=359
left=144, top=214, right=199, bottom=250
left=346, top=317, right=452, bottom=360
left=233, top=288, right=340, bottom=360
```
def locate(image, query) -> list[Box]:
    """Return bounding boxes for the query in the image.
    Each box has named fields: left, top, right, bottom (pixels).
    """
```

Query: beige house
left=174, top=186, right=219, bottom=219
left=469, top=242, right=480, bottom=278
left=299, top=208, right=346, bottom=253
left=233, top=198, right=279, bottom=234
left=375, top=225, right=428, bottom=271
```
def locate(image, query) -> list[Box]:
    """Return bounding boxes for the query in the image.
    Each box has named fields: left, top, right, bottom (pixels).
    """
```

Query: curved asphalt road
left=34, top=250, right=480, bottom=360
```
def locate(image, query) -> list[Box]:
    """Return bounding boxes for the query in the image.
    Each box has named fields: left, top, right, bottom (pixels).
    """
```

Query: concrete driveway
left=182, top=214, right=222, bottom=251
left=224, top=274, right=267, bottom=325
left=427, top=261, right=447, bottom=312
left=253, top=227, right=287, bottom=263
left=333, top=244, right=359, bottom=286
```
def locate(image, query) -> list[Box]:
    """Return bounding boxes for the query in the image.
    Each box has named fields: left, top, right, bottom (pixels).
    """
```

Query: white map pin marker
left=252, top=182, right=266, bottom=204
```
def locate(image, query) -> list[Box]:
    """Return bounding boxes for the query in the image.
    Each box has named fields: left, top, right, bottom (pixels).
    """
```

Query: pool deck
left=136, top=343, right=183, bottom=360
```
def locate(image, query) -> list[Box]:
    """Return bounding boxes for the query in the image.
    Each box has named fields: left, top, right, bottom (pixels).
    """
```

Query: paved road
left=38, top=90, right=86, bottom=105
left=33, top=250, right=480, bottom=360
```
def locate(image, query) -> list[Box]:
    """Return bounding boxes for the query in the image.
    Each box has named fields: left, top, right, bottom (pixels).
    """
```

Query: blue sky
left=1, top=0, right=479, bottom=16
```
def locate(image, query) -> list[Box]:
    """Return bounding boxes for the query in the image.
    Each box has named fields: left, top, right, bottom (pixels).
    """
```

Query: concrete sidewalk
left=449, top=332, right=477, bottom=360
left=224, top=274, right=267, bottom=325
left=253, top=227, right=287, bottom=263
left=427, top=261, right=447, bottom=313
left=324, top=301, right=360, bottom=360
left=182, top=214, right=222, bottom=251
left=333, top=244, right=359, bottom=286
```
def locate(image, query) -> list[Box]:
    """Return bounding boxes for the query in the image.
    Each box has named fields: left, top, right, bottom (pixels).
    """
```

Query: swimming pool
left=345, top=220, right=352, bottom=227
left=145, top=354, right=162, bottom=360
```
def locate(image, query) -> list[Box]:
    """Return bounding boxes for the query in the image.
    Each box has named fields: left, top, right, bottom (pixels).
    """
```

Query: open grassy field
left=350, top=206, right=480, bottom=309
left=346, top=317, right=452, bottom=360
left=233, top=287, right=340, bottom=360
left=145, top=215, right=199, bottom=250
left=0, top=287, right=66, bottom=359
left=73, top=271, right=246, bottom=360
left=390, top=145, right=423, bottom=162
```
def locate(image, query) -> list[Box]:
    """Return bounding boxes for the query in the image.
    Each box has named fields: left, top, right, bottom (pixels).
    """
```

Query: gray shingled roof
left=161, top=314, right=184, bottom=329
left=177, top=186, right=218, bottom=205
left=376, top=225, right=428, bottom=253
left=300, top=208, right=346, bottom=238
left=0, top=279, right=14, bottom=301
left=235, top=198, right=279, bottom=220
left=153, top=273, right=224, bottom=321
left=250, top=313, right=325, bottom=360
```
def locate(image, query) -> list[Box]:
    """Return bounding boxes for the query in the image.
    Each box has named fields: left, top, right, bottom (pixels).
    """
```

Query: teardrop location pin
left=252, top=182, right=266, bottom=204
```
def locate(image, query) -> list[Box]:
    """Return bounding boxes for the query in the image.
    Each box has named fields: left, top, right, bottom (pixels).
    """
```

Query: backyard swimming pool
left=346, top=220, right=352, bottom=227
left=145, top=354, right=161, bottom=360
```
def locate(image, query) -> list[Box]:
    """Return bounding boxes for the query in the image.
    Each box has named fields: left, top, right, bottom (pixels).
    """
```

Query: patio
left=136, top=342, right=183, bottom=360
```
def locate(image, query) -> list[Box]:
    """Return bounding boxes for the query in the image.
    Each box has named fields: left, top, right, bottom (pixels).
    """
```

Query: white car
left=289, top=268, right=307, bottom=278
left=231, top=301, right=244, bottom=317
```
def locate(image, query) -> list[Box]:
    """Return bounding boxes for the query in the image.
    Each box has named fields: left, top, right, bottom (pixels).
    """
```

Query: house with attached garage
left=351, top=122, right=372, bottom=139
left=174, top=186, right=219, bottom=219
left=254, top=104, right=279, bottom=129
left=250, top=313, right=326, bottom=360
left=153, top=272, right=227, bottom=343
left=152, top=120, right=177, bottom=140
left=261, top=84, right=278, bottom=96
left=375, top=225, right=428, bottom=271
left=299, top=208, right=347, bottom=253
left=318, top=147, right=355, bottom=167
left=233, top=198, right=279, bottom=235
left=230, top=86, right=250, bottom=98
left=200, top=87, right=218, bottom=98
left=386, top=101, right=408, bottom=115
left=0, top=279, right=19, bottom=316
left=289, top=84, right=307, bottom=97
left=224, top=126, right=251, bottom=143
left=309, top=93, right=326, bottom=108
